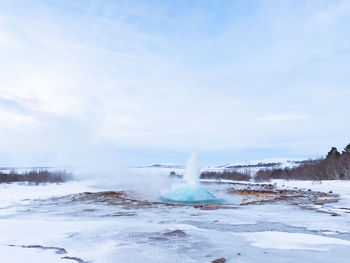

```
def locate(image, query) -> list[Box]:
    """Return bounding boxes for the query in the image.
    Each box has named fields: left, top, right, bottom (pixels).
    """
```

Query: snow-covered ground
left=205, top=158, right=307, bottom=174
left=1, top=176, right=350, bottom=262
left=134, top=158, right=307, bottom=176
left=0, top=158, right=309, bottom=180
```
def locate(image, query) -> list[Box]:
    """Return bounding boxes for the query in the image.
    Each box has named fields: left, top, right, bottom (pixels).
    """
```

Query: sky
left=0, top=0, right=349, bottom=167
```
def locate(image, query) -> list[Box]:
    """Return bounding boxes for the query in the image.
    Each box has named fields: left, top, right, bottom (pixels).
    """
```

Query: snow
left=141, top=164, right=184, bottom=169
left=267, top=180, right=350, bottom=218
left=0, top=178, right=350, bottom=262
left=0, top=246, right=73, bottom=263
left=204, top=158, right=307, bottom=175
left=132, top=157, right=309, bottom=178
left=0, top=181, right=95, bottom=208
left=221, top=158, right=306, bottom=168
left=238, top=231, right=350, bottom=251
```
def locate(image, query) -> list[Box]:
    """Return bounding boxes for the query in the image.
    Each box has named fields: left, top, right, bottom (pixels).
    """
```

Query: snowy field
left=1, top=174, right=350, bottom=262
left=137, top=158, right=307, bottom=176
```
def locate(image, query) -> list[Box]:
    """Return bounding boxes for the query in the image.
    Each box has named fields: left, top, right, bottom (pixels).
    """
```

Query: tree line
left=0, top=169, right=73, bottom=184
left=200, top=170, right=251, bottom=181
left=255, top=143, right=350, bottom=181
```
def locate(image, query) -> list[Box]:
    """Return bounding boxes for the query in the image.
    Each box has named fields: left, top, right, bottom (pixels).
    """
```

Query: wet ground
left=1, top=180, right=350, bottom=262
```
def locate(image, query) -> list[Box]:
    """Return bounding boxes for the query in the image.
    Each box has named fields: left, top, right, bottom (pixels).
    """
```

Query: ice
left=0, top=245, right=73, bottom=263
left=238, top=231, right=350, bottom=251
left=0, top=181, right=95, bottom=209
left=1, top=175, right=350, bottom=262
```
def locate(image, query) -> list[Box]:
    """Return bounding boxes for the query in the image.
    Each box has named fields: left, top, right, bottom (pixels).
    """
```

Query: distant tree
left=326, top=147, right=341, bottom=159
left=201, top=170, right=251, bottom=181
left=253, top=145, right=350, bottom=181
left=342, top=143, right=350, bottom=154
left=340, top=143, right=350, bottom=179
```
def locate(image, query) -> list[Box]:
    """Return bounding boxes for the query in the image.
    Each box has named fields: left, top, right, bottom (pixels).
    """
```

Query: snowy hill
left=136, top=158, right=307, bottom=176
left=205, top=158, right=306, bottom=175
left=139, top=164, right=184, bottom=169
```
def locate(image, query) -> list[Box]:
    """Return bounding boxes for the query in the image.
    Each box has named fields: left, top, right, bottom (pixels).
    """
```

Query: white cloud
left=257, top=114, right=310, bottom=122
left=0, top=109, right=40, bottom=131
left=0, top=0, right=349, bottom=165
left=308, top=1, right=350, bottom=28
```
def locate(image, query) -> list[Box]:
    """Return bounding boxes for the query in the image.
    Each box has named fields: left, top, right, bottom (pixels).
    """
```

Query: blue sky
left=0, top=0, right=349, bottom=167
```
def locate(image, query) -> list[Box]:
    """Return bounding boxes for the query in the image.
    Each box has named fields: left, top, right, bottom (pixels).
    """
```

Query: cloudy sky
left=0, top=0, right=349, bottom=167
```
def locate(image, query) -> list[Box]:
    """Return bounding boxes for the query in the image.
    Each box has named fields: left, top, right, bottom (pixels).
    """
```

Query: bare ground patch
left=223, top=182, right=340, bottom=215
left=46, top=183, right=340, bottom=215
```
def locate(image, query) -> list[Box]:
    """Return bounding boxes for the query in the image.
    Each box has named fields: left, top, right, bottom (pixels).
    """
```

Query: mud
left=226, top=183, right=339, bottom=206
left=163, top=230, right=186, bottom=237
left=212, top=258, right=226, bottom=263
left=8, top=244, right=88, bottom=263
left=50, top=191, right=179, bottom=210
left=61, top=256, right=88, bottom=263
left=222, top=182, right=341, bottom=216
left=8, top=244, right=67, bottom=254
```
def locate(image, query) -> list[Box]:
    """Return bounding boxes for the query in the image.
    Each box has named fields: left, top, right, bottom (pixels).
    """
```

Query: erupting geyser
left=161, top=153, right=216, bottom=203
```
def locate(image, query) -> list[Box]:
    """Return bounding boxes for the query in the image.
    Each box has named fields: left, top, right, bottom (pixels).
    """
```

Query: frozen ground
left=1, top=177, right=350, bottom=262
left=137, top=158, right=306, bottom=175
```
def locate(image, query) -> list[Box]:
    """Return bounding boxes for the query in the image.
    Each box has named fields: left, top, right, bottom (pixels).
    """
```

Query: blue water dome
left=161, top=153, right=217, bottom=203
left=162, top=183, right=216, bottom=202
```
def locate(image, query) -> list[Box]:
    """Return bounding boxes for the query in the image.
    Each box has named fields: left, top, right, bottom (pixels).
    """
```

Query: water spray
left=161, top=153, right=216, bottom=204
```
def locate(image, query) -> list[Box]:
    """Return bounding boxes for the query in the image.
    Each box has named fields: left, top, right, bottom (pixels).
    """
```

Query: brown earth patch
left=212, top=258, right=226, bottom=263
left=227, top=184, right=339, bottom=209
left=163, top=230, right=186, bottom=237
left=51, top=191, right=180, bottom=210
left=49, top=183, right=340, bottom=215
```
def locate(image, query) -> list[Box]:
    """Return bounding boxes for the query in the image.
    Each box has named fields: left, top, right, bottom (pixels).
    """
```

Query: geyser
left=161, top=153, right=216, bottom=203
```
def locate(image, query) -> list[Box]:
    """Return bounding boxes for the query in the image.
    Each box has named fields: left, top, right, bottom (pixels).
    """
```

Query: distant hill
left=206, top=158, right=306, bottom=175
left=137, top=158, right=307, bottom=176
left=137, top=164, right=184, bottom=169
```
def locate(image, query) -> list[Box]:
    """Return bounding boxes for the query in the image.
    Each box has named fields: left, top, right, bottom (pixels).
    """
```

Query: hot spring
left=161, top=153, right=217, bottom=204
